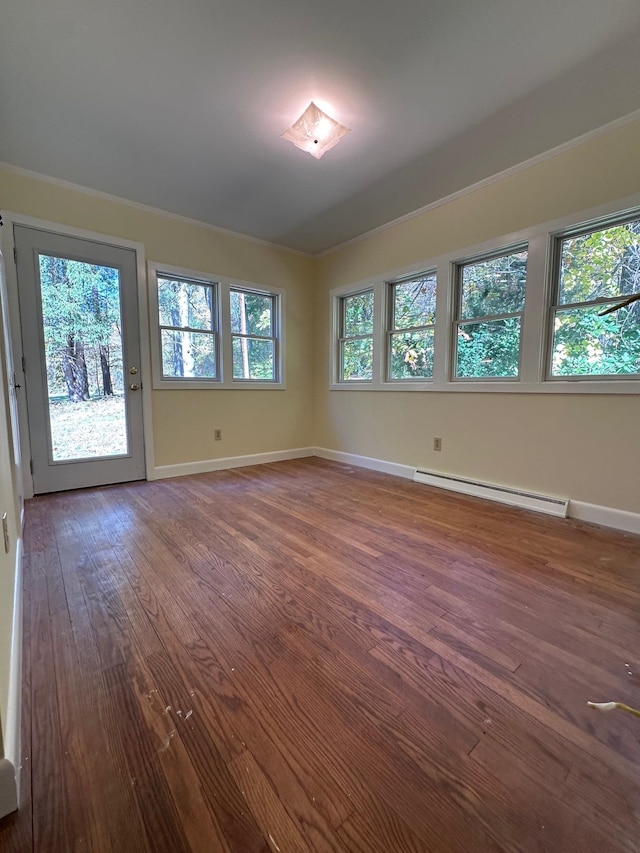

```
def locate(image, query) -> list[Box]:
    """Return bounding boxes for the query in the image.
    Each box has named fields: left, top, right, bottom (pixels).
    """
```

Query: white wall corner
left=568, top=501, right=640, bottom=536
left=1, top=538, right=23, bottom=817
left=150, top=447, right=316, bottom=480
left=0, top=758, right=18, bottom=819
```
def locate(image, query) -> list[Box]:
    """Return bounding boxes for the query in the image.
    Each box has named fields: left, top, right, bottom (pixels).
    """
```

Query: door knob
left=129, top=383, right=139, bottom=391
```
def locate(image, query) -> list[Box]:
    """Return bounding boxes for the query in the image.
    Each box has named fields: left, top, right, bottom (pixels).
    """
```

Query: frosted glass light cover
left=282, top=102, right=350, bottom=159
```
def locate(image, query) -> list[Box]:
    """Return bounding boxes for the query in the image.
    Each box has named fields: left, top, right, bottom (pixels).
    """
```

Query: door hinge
left=22, top=356, right=25, bottom=372
left=29, top=459, right=33, bottom=475
left=13, top=246, right=17, bottom=265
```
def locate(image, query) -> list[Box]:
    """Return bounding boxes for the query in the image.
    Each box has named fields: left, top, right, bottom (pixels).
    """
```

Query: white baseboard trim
left=0, top=537, right=22, bottom=818
left=313, top=447, right=415, bottom=480
left=314, top=447, right=639, bottom=536
left=150, top=447, right=315, bottom=481
left=568, top=501, right=640, bottom=535
left=149, top=444, right=639, bottom=536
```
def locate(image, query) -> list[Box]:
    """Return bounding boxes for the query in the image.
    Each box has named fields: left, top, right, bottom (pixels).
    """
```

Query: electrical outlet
left=433, top=437, right=442, bottom=451
left=214, top=429, right=222, bottom=441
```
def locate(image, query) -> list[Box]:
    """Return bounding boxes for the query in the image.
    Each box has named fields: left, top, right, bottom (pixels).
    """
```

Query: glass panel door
left=14, top=225, right=145, bottom=494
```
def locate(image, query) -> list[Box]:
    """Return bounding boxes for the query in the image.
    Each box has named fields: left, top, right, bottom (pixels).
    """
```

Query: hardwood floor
left=1, top=457, right=639, bottom=852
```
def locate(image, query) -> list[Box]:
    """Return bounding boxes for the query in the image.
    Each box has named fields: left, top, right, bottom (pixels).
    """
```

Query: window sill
left=153, top=379, right=286, bottom=390
left=329, top=379, right=640, bottom=394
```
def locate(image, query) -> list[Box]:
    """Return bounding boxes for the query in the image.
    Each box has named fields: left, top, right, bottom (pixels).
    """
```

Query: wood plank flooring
left=1, top=457, right=640, bottom=852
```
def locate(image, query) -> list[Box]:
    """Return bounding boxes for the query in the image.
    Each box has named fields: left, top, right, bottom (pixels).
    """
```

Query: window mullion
left=520, top=233, right=549, bottom=383
left=433, top=259, right=450, bottom=384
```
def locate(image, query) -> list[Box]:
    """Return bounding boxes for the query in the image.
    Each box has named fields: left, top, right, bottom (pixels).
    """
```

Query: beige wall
left=314, top=118, right=640, bottom=513
left=0, top=167, right=317, bottom=467
left=1, top=117, right=639, bottom=518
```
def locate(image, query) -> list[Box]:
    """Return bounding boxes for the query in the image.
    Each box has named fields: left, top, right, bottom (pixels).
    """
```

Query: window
left=388, top=273, right=436, bottom=380
left=230, top=288, right=277, bottom=381
left=148, top=262, right=285, bottom=389
left=549, top=216, right=640, bottom=378
left=340, top=290, right=374, bottom=381
left=157, top=275, right=218, bottom=379
left=454, top=247, right=528, bottom=379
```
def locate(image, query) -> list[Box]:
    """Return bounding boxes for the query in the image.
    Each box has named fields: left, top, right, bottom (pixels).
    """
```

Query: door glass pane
left=38, top=254, right=128, bottom=461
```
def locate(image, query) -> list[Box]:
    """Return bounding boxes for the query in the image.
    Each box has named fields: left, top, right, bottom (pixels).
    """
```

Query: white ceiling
left=2, top=0, right=640, bottom=255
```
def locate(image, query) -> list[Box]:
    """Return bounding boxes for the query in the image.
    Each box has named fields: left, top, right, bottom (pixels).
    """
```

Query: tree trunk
left=178, top=284, right=195, bottom=377
left=99, top=345, right=113, bottom=396
left=63, top=334, right=90, bottom=402
left=170, top=289, right=184, bottom=377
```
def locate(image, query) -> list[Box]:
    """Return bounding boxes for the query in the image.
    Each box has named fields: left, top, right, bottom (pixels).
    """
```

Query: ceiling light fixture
left=282, top=102, right=350, bottom=159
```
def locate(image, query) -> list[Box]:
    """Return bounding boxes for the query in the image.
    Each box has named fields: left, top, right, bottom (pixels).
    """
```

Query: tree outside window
left=550, top=218, right=640, bottom=377
left=455, top=248, right=528, bottom=379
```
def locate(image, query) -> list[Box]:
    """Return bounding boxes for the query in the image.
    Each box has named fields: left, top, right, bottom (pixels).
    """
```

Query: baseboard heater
left=413, top=469, right=568, bottom=517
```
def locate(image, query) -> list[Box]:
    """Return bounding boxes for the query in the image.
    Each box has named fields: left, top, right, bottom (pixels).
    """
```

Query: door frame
left=1, top=212, right=155, bottom=498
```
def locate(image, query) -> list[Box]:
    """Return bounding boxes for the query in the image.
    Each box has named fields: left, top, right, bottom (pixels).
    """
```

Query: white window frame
left=337, top=288, right=375, bottom=383
left=452, top=244, right=528, bottom=383
left=149, top=261, right=285, bottom=390
left=229, top=285, right=280, bottom=384
left=329, top=192, right=640, bottom=394
left=155, top=271, right=220, bottom=383
left=387, top=272, right=437, bottom=382
left=546, top=212, right=640, bottom=382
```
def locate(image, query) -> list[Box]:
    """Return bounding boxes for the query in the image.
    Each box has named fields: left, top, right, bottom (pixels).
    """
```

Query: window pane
left=342, top=338, right=373, bottom=380
left=393, top=275, right=436, bottom=329
left=232, top=336, right=275, bottom=380
left=551, top=303, right=640, bottom=376
left=157, top=278, right=213, bottom=330
left=558, top=219, right=640, bottom=305
left=161, top=330, right=217, bottom=378
left=343, top=291, right=374, bottom=337
left=456, top=317, right=521, bottom=378
left=230, top=290, right=273, bottom=336
left=460, top=251, right=527, bottom=318
left=389, top=330, right=434, bottom=379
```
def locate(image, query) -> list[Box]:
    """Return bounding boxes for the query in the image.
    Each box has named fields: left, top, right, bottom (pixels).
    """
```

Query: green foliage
left=456, top=250, right=526, bottom=377
left=390, top=331, right=434, bottom=379
left=230, top=290, right=275, bottom=380
left=559, top=221, right=640, bottom=304
left=553, top=218, right=640, bottom=376
left=389, top=276, right=436, bottom=380
left=343, top=291, right=374, bottom=337
left=157, top=278, right=216, bottom=378
left=342, top=338, right=373, bottom=381
left=460, top=251, right=527, bottom=319
left=456, top=318, right=521, bottom=378
left=232, top=338, right=274, bottom=380
left=39, top=255, right=123, bottom=399
left=342, top=291, right=374, bottom=380
left=552, top=304, right=640, bottom=376
left=230, top=291, right=273, bottom=336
